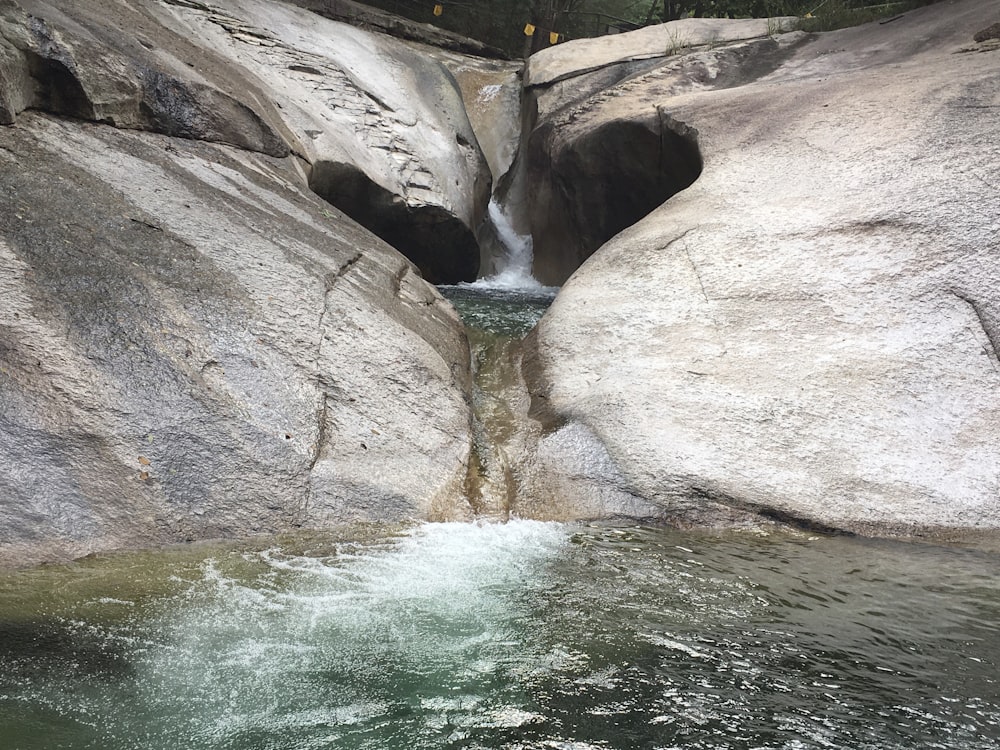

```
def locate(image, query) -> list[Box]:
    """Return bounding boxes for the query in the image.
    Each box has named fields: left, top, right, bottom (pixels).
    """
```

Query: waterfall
left=468, top=199, right=553, bottom=293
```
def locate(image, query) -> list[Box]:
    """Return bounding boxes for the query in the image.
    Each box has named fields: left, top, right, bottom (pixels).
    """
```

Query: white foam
left=469, top=199, right=556, bottom=294
left=132, top=520, right=570, bottom=743
left=476, top=83, right=503, bottom=103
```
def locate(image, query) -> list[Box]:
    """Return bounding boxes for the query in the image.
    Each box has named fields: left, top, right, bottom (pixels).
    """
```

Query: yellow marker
left=523, top=22, right=535, bottom=36
left=549, top=31, right=559, bottom=44
left=433, top=4, right=443, bottom=16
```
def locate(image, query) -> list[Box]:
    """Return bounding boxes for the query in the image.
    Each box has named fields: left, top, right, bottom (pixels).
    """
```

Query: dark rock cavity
left=521, top=107, right=702, bottom=285
left=310, top=160, right=481, bottom=284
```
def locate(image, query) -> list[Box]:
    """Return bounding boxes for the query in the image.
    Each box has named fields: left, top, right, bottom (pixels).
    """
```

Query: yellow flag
left=523, top=22, right=535, bottom=36
left=433, top=4, right=443, bottom=16
left=549, top=31, right=559, bottom=44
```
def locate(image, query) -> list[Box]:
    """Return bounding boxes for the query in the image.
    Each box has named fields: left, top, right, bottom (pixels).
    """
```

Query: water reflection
left=0, top=523, right=998, bottom=749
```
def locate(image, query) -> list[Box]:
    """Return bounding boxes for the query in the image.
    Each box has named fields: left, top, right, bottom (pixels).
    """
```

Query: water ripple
left=1, top=523, right=998, bottom=749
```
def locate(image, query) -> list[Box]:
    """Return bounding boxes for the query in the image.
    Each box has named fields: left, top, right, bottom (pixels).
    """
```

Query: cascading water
left=475, top=199, right=551, bottom=293
left=438, top=198, right=557, bottom=518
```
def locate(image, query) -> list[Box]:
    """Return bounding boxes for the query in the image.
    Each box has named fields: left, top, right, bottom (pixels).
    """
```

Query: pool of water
left=438, top=285, right=556, bottom=339
left=1, top=521, right=998, bottom=749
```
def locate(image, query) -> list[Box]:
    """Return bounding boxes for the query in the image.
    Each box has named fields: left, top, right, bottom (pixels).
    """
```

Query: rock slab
left=520, top=0, right=1000, bottom=541
left=0, top=0, right=490, bottom=283
left=0, top=0, right=483, bottom=568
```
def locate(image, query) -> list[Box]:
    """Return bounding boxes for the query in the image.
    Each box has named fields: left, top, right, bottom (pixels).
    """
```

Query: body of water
left=5, top=206, right=998, bottom=750
left=1, top=521, right=998, bottom=749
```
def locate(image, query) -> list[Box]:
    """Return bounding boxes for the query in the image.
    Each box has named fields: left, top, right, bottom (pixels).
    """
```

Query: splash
left=468, top=200, right=555, bottom=294
left=476, top=84, right=503, bottom=104
left=3, top=524, right=1000, bottom=749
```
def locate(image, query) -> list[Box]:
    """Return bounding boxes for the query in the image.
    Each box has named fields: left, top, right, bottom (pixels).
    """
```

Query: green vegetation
left=795, top=0, right=927, bottom=31
left=351, top=0, right=942, bottom=55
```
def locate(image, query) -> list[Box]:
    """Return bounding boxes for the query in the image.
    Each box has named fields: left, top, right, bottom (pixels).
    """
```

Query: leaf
left=138, top=456, right=151, bottom=465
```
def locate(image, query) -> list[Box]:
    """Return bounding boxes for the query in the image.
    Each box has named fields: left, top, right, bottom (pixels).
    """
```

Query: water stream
left=3, top=205, right=1000, bottom=749
left=476, top=200, right=551, bottom=294
left=438, top=197, right=557, bottom=518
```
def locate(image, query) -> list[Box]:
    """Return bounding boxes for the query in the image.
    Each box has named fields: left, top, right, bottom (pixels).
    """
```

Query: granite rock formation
left=0, top=0, right=488, bottom=566
left=516, top=0, right=1000, bottom=541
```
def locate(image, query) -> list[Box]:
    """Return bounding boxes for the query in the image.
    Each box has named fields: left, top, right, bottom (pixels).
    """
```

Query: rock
left=433, top=50, right=523, bottom=185
left=510, top=26, right=805, bottom=285
left=427, top=50, right=523, bottom=273
left=973, top=22, right=1000, bottom=42
left=0, top=0, right=490, bottom=283
left=0, top=113, right=474, bottom=568
left=284, top=0, right=509, bottom=60
left=0, top=0, right=291, bottom=154
left=152, top=0, right=490, bottom=282
left=525, top=16, right=798, bottom=88
left=0, top=0, right=481, bottom=565
left=518, top=0, right=1000, bottom=540
left=512, top=101, right=703, bottom=285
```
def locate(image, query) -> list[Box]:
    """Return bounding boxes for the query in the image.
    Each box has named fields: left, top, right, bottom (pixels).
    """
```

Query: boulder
left=0, top=0, right=291, bottom=154
left=0, top=0, right=490, bottom=283
left=518, top=0, right=1000, bottom=541
left=0, top=1, right=482, bottom=566
left=435, top=50, right=523, bottom=186
left=430, top=50, right=524, bottom=274
left=510, top=22, right=806, bottom=285
left=525, top=16, right=798, bottom=88
left=154, top=0, right=490, bottom=283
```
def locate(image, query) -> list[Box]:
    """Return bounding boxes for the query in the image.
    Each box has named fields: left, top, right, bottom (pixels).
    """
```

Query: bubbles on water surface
left=438, top=285, right=556, bottom=339
left=130, top=521, right=571, bottom=750
left=1, top=523, right=1000, bottom=750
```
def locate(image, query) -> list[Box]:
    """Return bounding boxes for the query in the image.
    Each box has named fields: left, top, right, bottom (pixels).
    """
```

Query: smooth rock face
left=512, top=25, right=807, bottom=285
left=525, top=16, right=798, bottom=88
left=0, top=0, right=291, bottom=154
left=157, top=0, right=489, bottom=283
left=0, top=0, right=481, bottom=567
left=0, top=0, right=489, bottom=283
left=0, top=114, right=473, bottom=567
left=520, top=0, right=1000, bottom=539
left=432, top=50, right=524, bottom=273
left=439, top=52, right=523, bottom=186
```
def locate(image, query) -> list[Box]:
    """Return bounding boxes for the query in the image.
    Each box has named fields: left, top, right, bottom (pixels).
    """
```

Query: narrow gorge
left=2, top=0, right=1000, bottom=747
left=2, top=0, right=1000, bottom=563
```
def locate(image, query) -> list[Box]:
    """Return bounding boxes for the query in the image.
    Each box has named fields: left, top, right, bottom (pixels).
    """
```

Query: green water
left=437, top=285, right=556, bottom=339
left=3, top=288, right=998, bottom=748
left=437, top=284, right=558, bottom=518
left=1, top=522, right=998, bottom=749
